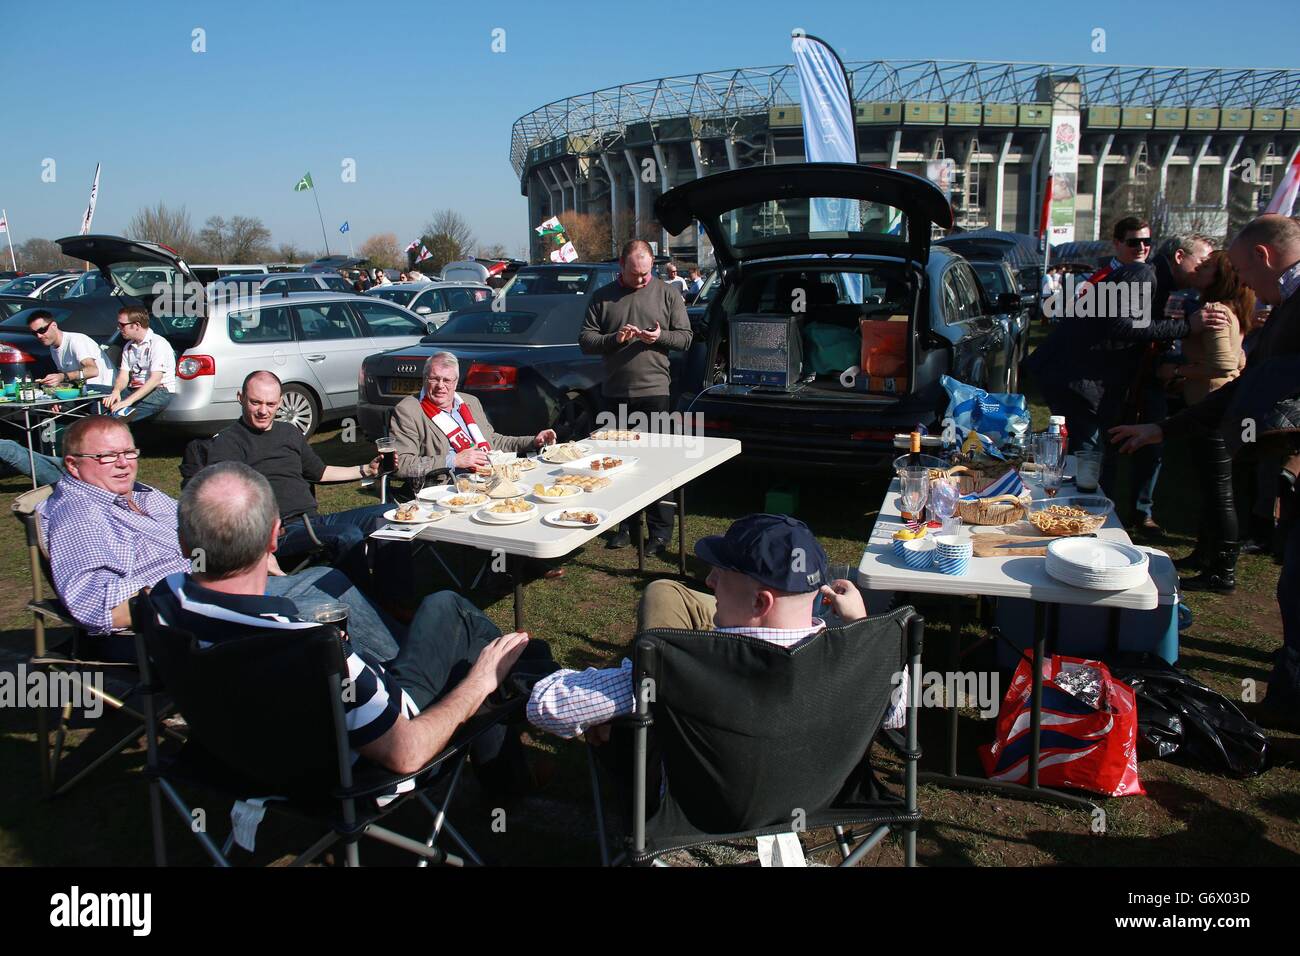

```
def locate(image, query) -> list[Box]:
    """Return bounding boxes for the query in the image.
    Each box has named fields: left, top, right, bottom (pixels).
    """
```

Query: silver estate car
left=365, top=280, right=492, bottom=329
left=162, top=290, right=431, bottom=437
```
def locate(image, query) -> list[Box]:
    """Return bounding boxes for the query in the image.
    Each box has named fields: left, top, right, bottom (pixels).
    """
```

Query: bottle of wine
left=907, top=430, right=923, bottom=467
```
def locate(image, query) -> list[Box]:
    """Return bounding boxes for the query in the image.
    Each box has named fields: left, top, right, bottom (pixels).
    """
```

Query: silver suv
left=163, top=290, right=429, bottom=437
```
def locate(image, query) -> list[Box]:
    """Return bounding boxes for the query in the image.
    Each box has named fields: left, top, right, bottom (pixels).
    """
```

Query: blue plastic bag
left=941, top=375, right=1030, bottom=446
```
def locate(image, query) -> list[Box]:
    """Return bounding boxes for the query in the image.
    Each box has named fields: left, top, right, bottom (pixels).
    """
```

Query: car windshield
left=108, top=261, right=184, bottom=296
left=0, top=276, right=47, bottom=295
left=695, top=272, right=718, bottom=303
left=371, top=288, right=416, bottom=306
left=430, top=302, right=583, bottom=345
left=66, top=272, right=112, bottom=297
left=971, top=264, right=1013, bottom=296
left=501, top=269, right=593, bottom=295
left=720, top=197, right=908, bottom=252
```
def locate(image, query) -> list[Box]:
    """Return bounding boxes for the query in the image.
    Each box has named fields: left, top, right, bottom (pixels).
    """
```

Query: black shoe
left=605, top=530, right=632, bottom=550
left=1173, top=551, right=1207, bottom=571
left=645, top=537, right=670, bottom=556
left=1180, top=572, right=1236, bottom=594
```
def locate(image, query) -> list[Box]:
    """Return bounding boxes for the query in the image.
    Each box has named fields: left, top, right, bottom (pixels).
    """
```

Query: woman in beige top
left=1163, top=251, right=1255, bottom=592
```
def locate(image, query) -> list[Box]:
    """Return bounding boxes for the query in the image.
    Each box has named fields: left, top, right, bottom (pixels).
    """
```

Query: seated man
left=39, top=415, right=401, bottom=664
left=150, top=460, right=552, bottom=793
left=182, top=370, right=389, bottom=588
left=527, top=514, right=902, bottom=741
left=102, top=305, right=176, bottom=423
left=388, top=352, right=555, bottom=481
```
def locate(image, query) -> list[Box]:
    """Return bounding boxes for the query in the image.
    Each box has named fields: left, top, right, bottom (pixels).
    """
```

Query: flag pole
left=2, top=210, right=15, bottom=271
left=312, top=190, right=330, bottom=256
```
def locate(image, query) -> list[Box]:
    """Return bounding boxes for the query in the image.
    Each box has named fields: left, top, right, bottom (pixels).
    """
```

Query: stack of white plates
left=1045, top=538, right=1150, bottom=591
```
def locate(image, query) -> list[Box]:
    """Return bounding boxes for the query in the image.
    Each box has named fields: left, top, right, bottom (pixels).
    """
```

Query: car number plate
left=388, top=378, right=420, bottom=395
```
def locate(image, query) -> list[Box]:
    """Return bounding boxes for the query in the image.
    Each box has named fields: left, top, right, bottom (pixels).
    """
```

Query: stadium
left=511, top=59, right=1300, bottom=261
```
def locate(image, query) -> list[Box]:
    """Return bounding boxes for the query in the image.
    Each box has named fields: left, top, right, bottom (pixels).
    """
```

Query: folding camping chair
left=11, top=485, right=180, bottom=797
left=587, top=606, right=925, bottom=866
left=131, top=597, right=520, bottom=867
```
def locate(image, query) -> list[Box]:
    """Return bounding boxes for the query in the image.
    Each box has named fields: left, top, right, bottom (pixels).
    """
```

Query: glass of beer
left=376, top=437, right=398, bottom=474
left=306, top=601, right=350, bottom=643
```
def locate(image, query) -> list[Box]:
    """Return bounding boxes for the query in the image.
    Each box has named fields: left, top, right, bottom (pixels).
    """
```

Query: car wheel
left=554, top=391, right=595, bottom=441
left=276, top=384, right=319, bottom=437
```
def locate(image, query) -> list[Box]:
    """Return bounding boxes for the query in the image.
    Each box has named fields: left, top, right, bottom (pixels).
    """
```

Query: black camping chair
left=131, top=596, right=520, bottom=867
left=180, top=435, right=327, bottom=574
left=587, top=606, right=925, bottom=866
left=11, top=485, right=182, bottom=797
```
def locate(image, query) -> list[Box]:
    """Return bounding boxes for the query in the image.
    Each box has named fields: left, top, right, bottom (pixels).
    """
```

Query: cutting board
left=971, top=533, right=1054, bottom=557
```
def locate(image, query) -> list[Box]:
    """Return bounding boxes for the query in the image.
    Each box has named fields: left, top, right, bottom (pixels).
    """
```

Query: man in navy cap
left=527, top=514, right=874, bottom=740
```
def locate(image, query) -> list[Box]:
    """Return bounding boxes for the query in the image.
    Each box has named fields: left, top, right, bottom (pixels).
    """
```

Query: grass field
left=1, top=353, right=1297, bottom=866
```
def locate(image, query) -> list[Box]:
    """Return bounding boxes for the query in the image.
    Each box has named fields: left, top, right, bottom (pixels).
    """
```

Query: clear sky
left=1, top=0, right=1294, bottom=258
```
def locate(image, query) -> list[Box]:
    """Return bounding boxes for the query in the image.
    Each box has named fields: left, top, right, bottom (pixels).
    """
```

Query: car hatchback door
left=291, top=300, right=375, bottom=412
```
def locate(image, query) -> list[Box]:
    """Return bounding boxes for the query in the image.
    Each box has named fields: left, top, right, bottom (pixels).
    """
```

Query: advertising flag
left=79, top=163, right=101, bottom=235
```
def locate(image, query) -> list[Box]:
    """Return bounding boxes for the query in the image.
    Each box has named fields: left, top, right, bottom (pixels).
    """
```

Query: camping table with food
left=370, top=434, right=742, bottom=629
left=0, top=389, right=105, bottom=488
left=858, top=454, right=1179, bottom=811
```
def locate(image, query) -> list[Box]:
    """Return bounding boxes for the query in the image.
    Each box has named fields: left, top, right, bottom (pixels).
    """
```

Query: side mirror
left=416, top=306, right=432, bottom=315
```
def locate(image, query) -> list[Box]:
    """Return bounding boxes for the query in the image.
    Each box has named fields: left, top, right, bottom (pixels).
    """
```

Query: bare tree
left=419, top=209, right=475, bottom=273
left=13, top=238, right=78, bottom=273
left=274, top=242, right=307, bottom=264
left=558, top=212, right=613, bottom=261
left=359, top=232, right=403, bottom=269
left=125, top=202, right=199, bottom=260
left=198, top=215, right=272, bottom=263
left=477, top=242, right=509, bottom=260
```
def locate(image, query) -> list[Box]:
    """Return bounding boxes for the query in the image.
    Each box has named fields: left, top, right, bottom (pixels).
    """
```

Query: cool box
left=728, top=314, right=803, bottom=389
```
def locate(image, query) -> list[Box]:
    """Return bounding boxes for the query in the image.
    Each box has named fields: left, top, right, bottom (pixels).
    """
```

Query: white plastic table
left=0, top=393, right=105, bottom=488
left=858, top=462, right=1179, bottom=810
left=374, top=435, right=742, bottom=627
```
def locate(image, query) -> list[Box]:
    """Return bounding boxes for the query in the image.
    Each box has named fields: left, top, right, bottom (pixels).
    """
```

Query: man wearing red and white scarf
left=387, top=352, right=555, bottom=479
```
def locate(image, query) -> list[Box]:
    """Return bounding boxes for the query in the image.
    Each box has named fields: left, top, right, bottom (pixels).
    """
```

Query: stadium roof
left=511, top=59, right=1300, bottom=175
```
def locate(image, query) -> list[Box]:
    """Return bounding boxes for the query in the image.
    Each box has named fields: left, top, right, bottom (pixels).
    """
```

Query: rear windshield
left=0, top=276, right=48, bottom=295
left=371, top=288, right=415, bottom=306
left=720, top=197, right=908, bottom=254
left=502, top=269, right=597, bottom=295
left=428, top=304, right=581, bottom=346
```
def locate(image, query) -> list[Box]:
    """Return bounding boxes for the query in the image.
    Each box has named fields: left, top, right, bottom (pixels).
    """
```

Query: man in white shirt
left=103, top=305, right=176, bottom=423
left=29, top=310, right=116, bottom=389
left=662, top=262, right=689, bottom=298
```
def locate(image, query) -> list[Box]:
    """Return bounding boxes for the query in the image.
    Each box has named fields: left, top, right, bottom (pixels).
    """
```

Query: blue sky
left=1, top=0, right=1294, bottom=259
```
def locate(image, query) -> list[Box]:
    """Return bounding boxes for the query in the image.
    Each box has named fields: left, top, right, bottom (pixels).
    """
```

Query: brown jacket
left=1179, top=309, right=1245, bottom=405
left=387, top=392, right=534, bottom=479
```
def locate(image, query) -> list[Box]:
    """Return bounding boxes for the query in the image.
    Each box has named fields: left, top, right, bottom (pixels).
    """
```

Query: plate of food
left=543, top=508, right=609, bottom=529
left=384, top=503, right=445, bottom=525
left=559, top=454, right=638, bottom=477
left=552, top=475, right=611, bottom=494
left=590, top=430, right=643, bottom=443
left=442, top=492, right=490, bottom=513
left=532, top=482, right=583, bottom=504
left=473, top=498, right=537, bottom=524
left=416, top=484, right=456, bottom=503
left=539, top=442, right=591, bottom=464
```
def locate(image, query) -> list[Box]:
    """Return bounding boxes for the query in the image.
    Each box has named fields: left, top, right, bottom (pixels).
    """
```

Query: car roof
left=378, top=281, right=489, bottom=290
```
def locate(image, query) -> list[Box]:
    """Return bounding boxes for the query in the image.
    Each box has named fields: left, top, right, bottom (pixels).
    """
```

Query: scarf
left=419, top=392, right=489, bottom=452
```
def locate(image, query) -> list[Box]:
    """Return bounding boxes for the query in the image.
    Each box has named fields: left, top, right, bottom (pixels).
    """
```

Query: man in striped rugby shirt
left=148, top=460, right=544, bottom=789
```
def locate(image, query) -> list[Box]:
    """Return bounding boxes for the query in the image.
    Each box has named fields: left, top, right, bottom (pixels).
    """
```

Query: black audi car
left=657, top=162, right=1017, bottom=472
left=357, top=294, right=609, bottom=442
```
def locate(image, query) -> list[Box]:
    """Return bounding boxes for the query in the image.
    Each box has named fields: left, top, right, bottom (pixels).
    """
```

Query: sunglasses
left=1124, top=237, right=1154, bottom=248
left=30, top=324, right=53, bottom=335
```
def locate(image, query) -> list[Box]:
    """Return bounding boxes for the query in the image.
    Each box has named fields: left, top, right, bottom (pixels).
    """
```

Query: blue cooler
left=994, top=549, right=1181, bottom=668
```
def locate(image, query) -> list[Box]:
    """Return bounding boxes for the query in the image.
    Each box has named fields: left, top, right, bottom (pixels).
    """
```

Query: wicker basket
left=955, top=491, right=1032, bottom=526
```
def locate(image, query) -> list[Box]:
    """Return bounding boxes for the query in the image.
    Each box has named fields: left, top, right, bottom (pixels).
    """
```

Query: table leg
left=24, top=407, right=37, bottom=490
left=511, top=555, right=524, bottom=632
left=1028, top=603, right=1055, bottom=791
left=635, top=511, right=644, bottom=574
left=676, top=487, right=686, bottom=576
left=946, top=599, right=961, bottom=777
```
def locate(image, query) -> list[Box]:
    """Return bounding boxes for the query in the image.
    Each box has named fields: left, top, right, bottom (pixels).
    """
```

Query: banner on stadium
left=1045, top=113, right=1080, bottom=245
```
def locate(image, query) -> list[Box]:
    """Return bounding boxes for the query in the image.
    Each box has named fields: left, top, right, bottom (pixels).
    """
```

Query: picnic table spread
left=858, top=456, right=1180, bottom=811
left=0, top=392, right=106, bottom=488
left=370, top=435, right=742, bottom=627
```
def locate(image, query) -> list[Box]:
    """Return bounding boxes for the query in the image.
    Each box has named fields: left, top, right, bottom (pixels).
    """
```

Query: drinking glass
left=1041, top=458, right=1064, bottom=498
left=376, top=437, right=398, bottom=474
left=1075, top=449, right=1103, bottom=493
left=899, top=467, right=929, bottom=520
left=303, top=601, right=351, bottom=643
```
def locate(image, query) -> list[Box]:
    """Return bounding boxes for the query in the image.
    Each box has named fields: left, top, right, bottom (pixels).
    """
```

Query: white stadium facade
left=511, top=59, right=1300, bottom=261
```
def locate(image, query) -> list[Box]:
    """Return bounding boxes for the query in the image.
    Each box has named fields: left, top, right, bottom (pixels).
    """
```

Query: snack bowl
left=1027, top=495, right=1113, bottom=537
left=441, top=492, right=490, bottom=513
left=532, top=483, right=582, bottom=504
left=902, top=538, right=936, bottom=570
left=54, top=387, right=81, bottom=400
left=474, top=499, right=537, bottom=524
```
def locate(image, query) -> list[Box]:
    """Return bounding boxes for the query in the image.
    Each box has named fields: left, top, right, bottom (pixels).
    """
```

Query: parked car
left=218, top=271, right=353, bottom=295
left=500, top=262, right=620, bottom=296
left=964, top=258, right=1033, bottom=385
left=366, top=281, right=492, bottom=330
left=189, top=263, right=269, bottom=284
left=655, top=161, right=1016, bottom=471
left=0, top=272, right=81, bottom=299
left=302, top=254, right=368, bottom=274
left=0, top=297, right=120, bottom=380
left=357, top=295, right=621, bottom=443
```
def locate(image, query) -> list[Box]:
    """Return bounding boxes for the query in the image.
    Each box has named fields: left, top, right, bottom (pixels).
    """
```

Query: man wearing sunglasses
left=37, top=415, right=410, bottom=664
left=28, top=309, right=116, bottom=389
left=102, top=305, right=175, bottom=423
left=1025, top=215, right=1228, bottom=496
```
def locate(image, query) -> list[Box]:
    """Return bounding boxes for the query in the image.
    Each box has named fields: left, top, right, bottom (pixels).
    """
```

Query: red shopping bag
left=978, top=653, right=1144, bottom=797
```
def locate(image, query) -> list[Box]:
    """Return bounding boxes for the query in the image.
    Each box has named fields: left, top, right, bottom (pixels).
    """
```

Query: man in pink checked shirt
left=527, top=514, right=903, bottom=743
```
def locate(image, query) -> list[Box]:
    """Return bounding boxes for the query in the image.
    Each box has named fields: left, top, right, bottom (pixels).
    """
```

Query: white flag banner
left=548, top=241, right=578, bottom=263
left=79, top=163, right=101, bottom=235
left=0, top=215, right=7, bottom=234
left=416, top=244, right=433, bottom=263
left=1265, top=152, right=1300, bottom=217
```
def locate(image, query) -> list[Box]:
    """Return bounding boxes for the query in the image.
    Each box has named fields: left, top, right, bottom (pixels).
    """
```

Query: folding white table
left=0, top=393, right=106, bottom=488
left=373, top=436, right=743, bottom=628
left=858, top=463, right=1179, bottom=810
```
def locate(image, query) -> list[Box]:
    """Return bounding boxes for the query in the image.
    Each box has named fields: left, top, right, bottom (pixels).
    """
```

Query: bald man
left=1112, top=215, right=1300, bottom=723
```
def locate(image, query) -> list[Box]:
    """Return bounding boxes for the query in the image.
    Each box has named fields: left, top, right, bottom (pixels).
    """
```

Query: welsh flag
left=293, top=172, right=314, bottom=192
left=535, top=216, right=565, bottom=237
left=1265, top=152, right=1300, bottom=217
